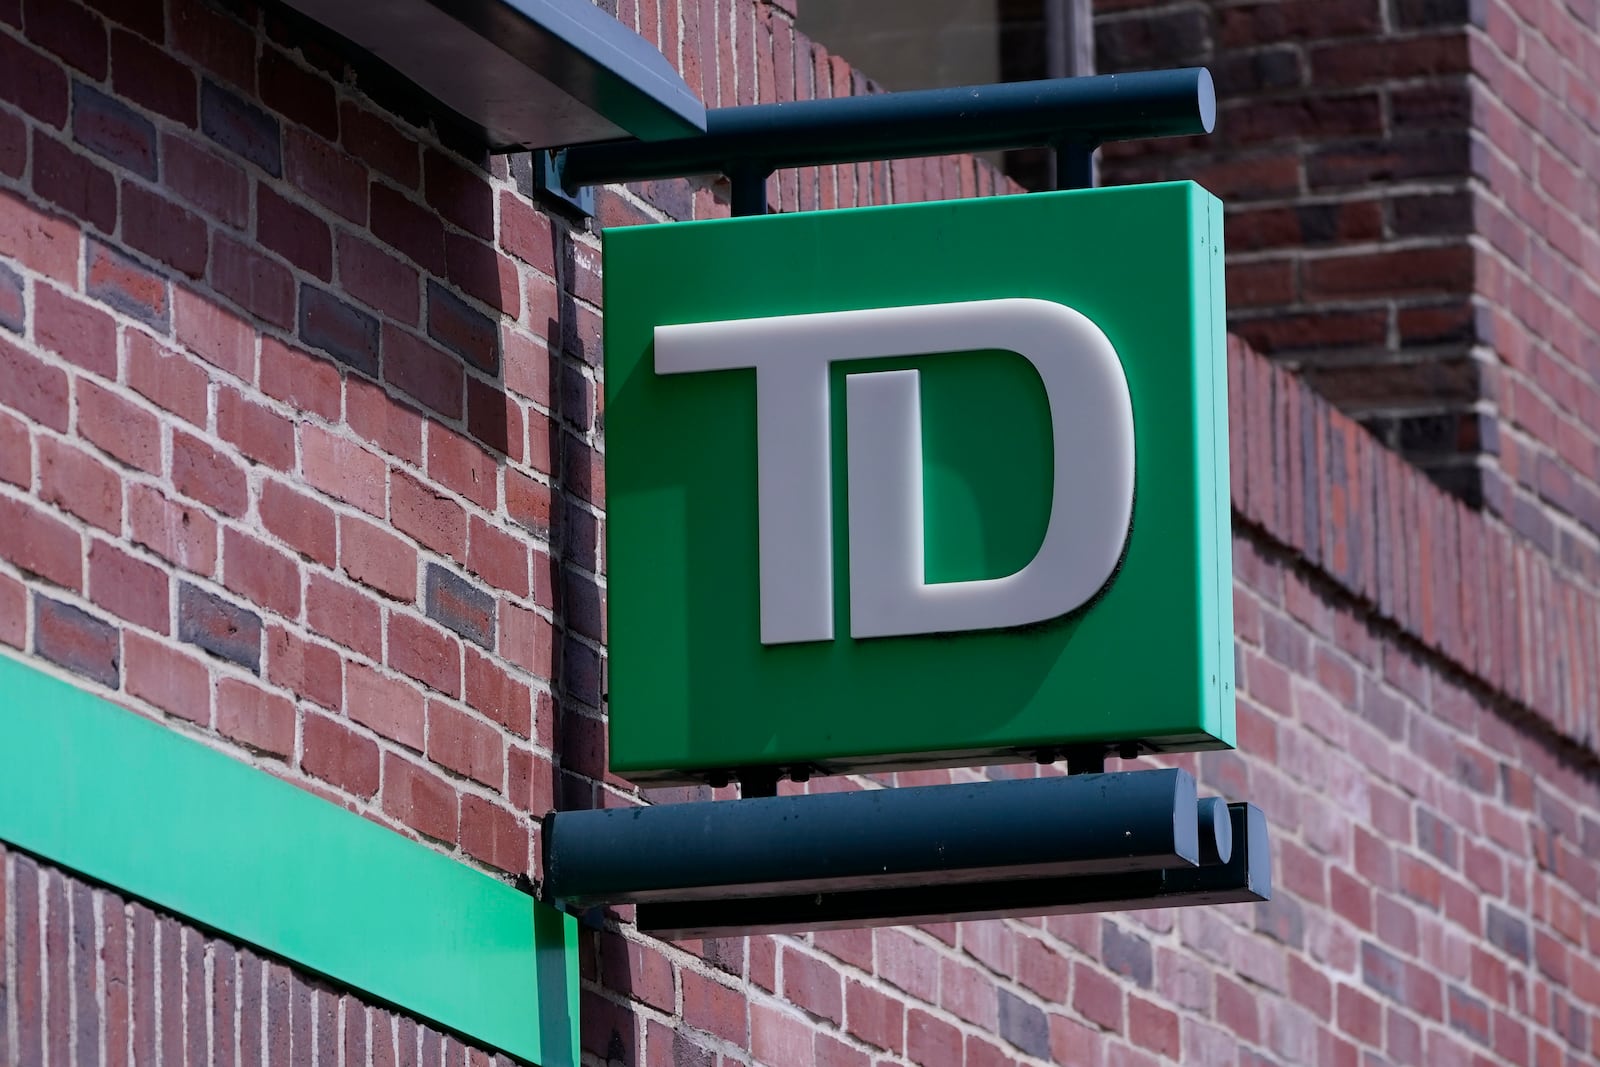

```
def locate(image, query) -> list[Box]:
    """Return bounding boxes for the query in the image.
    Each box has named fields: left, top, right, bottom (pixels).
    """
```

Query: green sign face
left=603, top=182, right=1233, bottom=784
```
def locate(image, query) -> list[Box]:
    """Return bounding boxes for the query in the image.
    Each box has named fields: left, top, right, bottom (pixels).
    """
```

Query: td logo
left=655, top=298, right=1136, bottom=644
left=602, top=182, right=1233, bottom=782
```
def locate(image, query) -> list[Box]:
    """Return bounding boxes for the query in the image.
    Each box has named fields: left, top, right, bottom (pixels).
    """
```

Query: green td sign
left=603, top=181, right=1233, bottom=784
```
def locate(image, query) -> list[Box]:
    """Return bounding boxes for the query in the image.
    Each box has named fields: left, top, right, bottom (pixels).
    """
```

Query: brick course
left=0, top=0, right=1596, bottom=1064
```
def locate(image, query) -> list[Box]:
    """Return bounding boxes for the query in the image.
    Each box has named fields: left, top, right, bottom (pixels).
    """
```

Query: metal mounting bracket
left=546, top=67, right=1216, bottom=218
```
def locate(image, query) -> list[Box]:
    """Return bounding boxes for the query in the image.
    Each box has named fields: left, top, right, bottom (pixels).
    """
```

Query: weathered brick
left=124, top=631, right=212, bottom=725
left=73, top=81, right=157, bottom=178
left=223, top=527, right=301, bottom=619
left=129, top=483, right=216, bottom=575
left=178, top=582, right=262, bottom=672
left=426, top=700, right=500, bottom=787
left=300, top=284, right=378, bottom=375
left=211, top=232, right=295, bottom=329
left=171, top=429, right=248, bottom=518
left=122, top=183, right=208, bottom=279
left=173, top=285, right=254, bottom=381
left=424, top=564, right=494, bottom=649
left=34, top=593, right=119, bottom=687
left=346, top=660, right=425, bottom=751
left=0, top=335, right=70, bottom=431
left=301, top=425, right=386, bottom=517
left=39, top=436, right=121, bottom=533
left=200, top=78, right=281, bottom=176
left=426, top=280, right=498, bottom=373
left=35, top=283, right=116, bottom=378
left=86, top=239, right=170, bottom=332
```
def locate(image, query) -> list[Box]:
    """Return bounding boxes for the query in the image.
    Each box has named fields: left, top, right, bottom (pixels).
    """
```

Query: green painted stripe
left=0, top=652, right=578, bottom=1066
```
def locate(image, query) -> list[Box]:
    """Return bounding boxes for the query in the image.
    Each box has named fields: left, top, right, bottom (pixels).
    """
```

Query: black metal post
left=558, top=68, right=1214, bottom=194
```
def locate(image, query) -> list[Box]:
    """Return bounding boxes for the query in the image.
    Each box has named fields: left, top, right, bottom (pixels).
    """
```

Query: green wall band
left=0, top=652, right=578, bottom=1066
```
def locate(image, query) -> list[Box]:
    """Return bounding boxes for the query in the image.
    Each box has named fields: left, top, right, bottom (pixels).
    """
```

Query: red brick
left=498, top=190, right=555, bottom=275
left=173, top=287, right=254, bottom=382
left=216, top=677, right=295, bottom=758
left=301, top=712, right=380, bottom=797
left=427, top=427, right=498, bottom=510
left=129, top=483, right=216, bottom=576
left=210, top=232, right=295, bottom=329
left=1128, top=996, right=1180, bottom=1059
left=499, top=600, right=552, bottom=678
left=93, top=610, right=196, bottom=716
left=301, top=425, right=386, bottom=517
left=171, top=429, right=248, bottom=517
left=505, top=470, right=553, bottom=537
left=381, top=753, right=458, bottom=843
left=0, top=31, right=70, bottom=129
left=127, top=332, right=209, bottom=426
left=340, top=515, right=417, bottom=602
left=0, top=409, right=27, bottom=487
left=463, top=649, right=531, bottom=737
left=345, top=377, right=423, bottom=465
left=32, top=131, right=116, bottom=234
left=35, top=284, right=116, bottom=378
left=257, top=187, right=331, bottom=281
left=162, top=133, right=249, bottom=228
left=0, top=335, right=70, bottom=432
left=391, top=470, right=466, bottom=560
left=0, top=189, right=78, bottom=283
left=122, top=182, right=207, bottom=278
left=39, top=436, right=121, bottom=533
left=284, top=126, right=365, bottom=222
left=444, top=233, right=518, bottom=316
left=1073, top=963, right=1123, bottom=1032
left=77, top=380, right=159, bottom=476
left=370, top=182, right=445, bottom=275
left=784, top=947, right=843, bottom=1024
left=458, top=795, right=529, bottom=874
left=683, top=972, right=748, bottom=1045
left=86, top=239, right=169, bottom=331
left=383, top=322, right=463, bottom=419
left=388, top=612, right=461, bottom=698
left=217, top=387, right=296, bottom=471
left=0, top=494, right=81, bottom=589
left=466, top=517, right=528, bottom=597
left=751, top=1004, right=813, bottom=1067
left=844, top=980, right=903, bottom=1053
left=340, top=104, right=418, bottom=188
left=88, top=540, right=169, bottom=633
left=266, top=625, right=342, bottom=711
left=336, top=231, right=419, bottom=324
left=34, top=592, right=119, bottom=687
left=110, top=29, right=197, bottom=126
left=260, top=50, right=336, bottom=140
left=305, top=574, right=381, bottom=661
left=422, top=150, right=493, bottom=239
left=426, top=700, right=501, bottom=786
left=223, top=528, right=301, bottom=619
left=347, top=661, right=425, bottom=751
left=259, top=478, right=336, bottom=568
left=259, top=337, right=341, bottom=422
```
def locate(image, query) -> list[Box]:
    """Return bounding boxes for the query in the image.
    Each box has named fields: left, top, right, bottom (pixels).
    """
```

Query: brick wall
left=1, top=0, right=1598, bottom=1065
left=1093, top=0, right=1600, bottom=587
left=0, top=842, right=503, bottom=1065
left=1093, top=0, right=1488, bottom=507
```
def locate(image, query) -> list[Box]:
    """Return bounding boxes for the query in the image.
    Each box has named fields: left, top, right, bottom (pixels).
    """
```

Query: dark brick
left=34, top=593, right=119, bottom=687
left=383, top=323, right=462, bottom=419
left=123, top=183, right=208, bottom=279
left=0, top=260, right=23, bottom=333
left=1485, top=905, right=1530, bottom=961
left=300, top=284, right=378, bottom=376
left=1416, top=808, right=1459, bottom=865
left=201, top=79, right=281, bottom=177
left=424, top=564, right=495, bottom=650
left=996, top=989, right=1050, bottom=1060
left=24, top=0, right=107, bottom=78
left=1361, top=941, right=1406, bottom=1002
left=32, top=131, right=116, bottom=233
left=257, top=187, right=331, bottom=279
left=259, top=48, right=337, bottom=139
left=427, top=280, right=498, bottom=373
left=370, top=182, right=446, bottom=274
left=0, top=29, right=69, bottom=127
left=1101, top=921, right=1153, bottom=988
left=178, top=582, right=262, bottom=673
left=111, top=29, right=199, bottom=126
left=73, top=81, right=157, bottom=178
left=1253, top=892, right=1305, bottom=950
left=85, top=0, right=164, bottom=42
